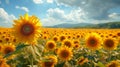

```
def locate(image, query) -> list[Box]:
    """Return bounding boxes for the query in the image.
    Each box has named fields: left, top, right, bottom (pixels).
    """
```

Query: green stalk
left=108, top=51, right=112, bottom=62
left=31, top=58, right=34, bottom=67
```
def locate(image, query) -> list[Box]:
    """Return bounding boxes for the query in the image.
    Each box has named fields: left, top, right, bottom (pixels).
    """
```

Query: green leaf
left=97, top=62, right=105, bottom=67
left=4, top=44, right=29, bottom=58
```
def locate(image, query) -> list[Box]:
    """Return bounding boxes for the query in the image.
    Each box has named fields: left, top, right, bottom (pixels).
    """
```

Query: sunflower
left=85, top=33, right=102, bottom=50
left=103, top=38, right=118, bottom=50
left=0, top=45, right=3, bottom=52
left=4, top=37, right=11, bottom=43
left=67, top=35, right=72, bottom=39
left=59, top=35, right=67, bottom=42
left=13, top=13, right=41, bottom=44
left=62, top=39, right=73, bottom=48
left=40, top=55, right=57, bottom=67
left=73, top=40, right=80, bottom=49
left=52, top=36, right=59, bottom=42
left=117, top=32, right=120, bottom=37
left=2, top=43, right=16, bottom=55
left=76, top=34, right=81, bottom=39
left=46, top=40, right=56, bottom=51
left=42, top=35, right=49, bottom=40
left=0, top=39, right=2, bottom=44
left=73, top=40, right=80, bottom=44
left=77, top=57, right=88, bottom=65
left=54, top=48, right=58, bottom=54
left=0, top=37, right=5, bottom=44
left=11, top=37, right=19, bottom=45
left=41, top=61, right=54, bottom=67
left=0, top=56, right=10, bottom=67
left=106, top=60, right=120, bottom=67
left=45, top=55, right=58, bottom=65
left=57, top=46, right=73, bottom=61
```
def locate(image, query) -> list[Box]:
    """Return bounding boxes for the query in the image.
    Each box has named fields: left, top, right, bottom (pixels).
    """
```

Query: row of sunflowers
left=0, top=14, right=120, bottom=67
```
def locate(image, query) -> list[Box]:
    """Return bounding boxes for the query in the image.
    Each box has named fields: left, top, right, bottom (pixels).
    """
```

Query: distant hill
left=91, top=22, right=120, bottom=28
left=47, top=22, right=120, bottom=28
left=50, top=23, right=93, bottom=28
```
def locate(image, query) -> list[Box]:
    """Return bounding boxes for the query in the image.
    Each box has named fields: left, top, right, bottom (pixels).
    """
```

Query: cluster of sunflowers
left=0, top=14, right=120, bottom=67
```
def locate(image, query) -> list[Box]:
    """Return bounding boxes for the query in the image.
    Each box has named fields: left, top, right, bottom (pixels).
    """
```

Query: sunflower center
left=77, top=35, right=80, bottom=38
left=74, top=41, right=79, bottom=44
left=0, top=40, right=2, bottom=43
left=0, top=46, right=2, bottom=51
left=4, top=47, right=14, bottom=54
left=105, top=39, right=114, bottom=48
left=13, top=39, right=16, bottom=42
left=89, top=38, right=97, bottom=46
left=53, top=37, right=58, bottom=41
left=117, top=32, right=120, bottom=36
left=64, top=41, right=72, bottom=47
left=60, top=36, right=65, bottom=41
left=61, top=50, right=69, bottom=58
left=109, top=63, right=116, bottom=67
left=5, top=38, right=9, bottom=42
left=44, top=62, right=54, bottom=67
left=44, top=36, right=47, bottom=39
left=48, top=43, right=55, bottom=49
left=21, top=23, right=34, bottom=35
left=68, top=36, right=71, bottom=39
left=75, top=44, right=79, bottom=48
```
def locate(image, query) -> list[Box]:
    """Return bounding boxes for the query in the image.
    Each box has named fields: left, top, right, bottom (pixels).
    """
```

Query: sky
left=0, top=0, right=120, bottom=27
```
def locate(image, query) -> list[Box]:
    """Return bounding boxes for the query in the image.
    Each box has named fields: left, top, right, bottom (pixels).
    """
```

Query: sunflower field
left=0, top=14, right=120, bottom=67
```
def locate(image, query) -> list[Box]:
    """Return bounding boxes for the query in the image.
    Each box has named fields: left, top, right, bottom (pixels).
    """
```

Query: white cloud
left=56, top=0, right=120, bottom=20
left=32, top=0, right=54, bottom=4
left=41, top=8, right=86, bottom=26
left=67, top=8, right=86, bottom=22
left=56, top=0, right=78, bottom=6
left=33, top=0, right=43, bottom=4
left=47, top=8, right=66, bottom=20
left=107, top=13, right=120, bottom=22
left=47, top=0, right=53, bottom=3
left=42, top=17, right=62, bottom=26
left=108, top=13, right=120, bottom=19
left=0, top=8, right=16, bottom=27
left=15, top=6, right=29, bottom=12
left=41, top=0, right=120, bottom=26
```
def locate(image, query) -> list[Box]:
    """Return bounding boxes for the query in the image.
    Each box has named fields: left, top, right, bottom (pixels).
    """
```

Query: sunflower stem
left=108, top=51, right=112, bottom=62
left=90, top=50, right=94, bottom=66
left=29, top=46, right=34, bottom=67
left=31, top=58, right=34, bottom=67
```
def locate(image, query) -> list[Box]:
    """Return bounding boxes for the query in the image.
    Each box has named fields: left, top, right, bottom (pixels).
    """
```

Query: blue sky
left=0, top=0, right=120, bottom=27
